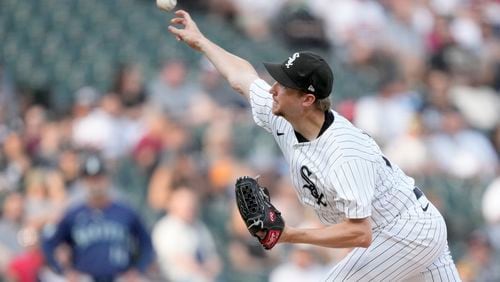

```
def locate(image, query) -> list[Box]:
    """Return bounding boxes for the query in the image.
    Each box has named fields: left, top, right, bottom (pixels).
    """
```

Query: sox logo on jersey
left=300, top=166, right=327, bottom=207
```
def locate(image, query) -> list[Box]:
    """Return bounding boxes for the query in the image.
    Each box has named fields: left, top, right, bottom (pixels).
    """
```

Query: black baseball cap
left=263, top=51, right=334, bottom=99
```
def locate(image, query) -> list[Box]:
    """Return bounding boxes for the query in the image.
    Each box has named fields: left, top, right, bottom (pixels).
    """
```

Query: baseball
left=156, top=0, right=177, bottom=12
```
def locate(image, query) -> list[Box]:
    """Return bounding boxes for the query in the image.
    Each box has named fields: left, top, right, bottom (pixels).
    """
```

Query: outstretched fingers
left=170, top=17, right=185, bottom=25
left=168, top=12, right=187, bottom=40
left=169, top=10, right=193, bottom=35
left=174, top=10, right=192, bottom=21
left=168, top=10, right=202, bottom=46
left=167, top=26, right=183, bottom=41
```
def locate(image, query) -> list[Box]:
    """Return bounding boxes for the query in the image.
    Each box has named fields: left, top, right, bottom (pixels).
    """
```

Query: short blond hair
left=299, top=90, right=332, bottom=112
left=315, top=97, right=331, bottom=112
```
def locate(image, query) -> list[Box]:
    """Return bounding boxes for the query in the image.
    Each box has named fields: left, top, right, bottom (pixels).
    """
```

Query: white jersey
left=249, top=79, right=416, bottom=229
left=249, top=79, right=461, bottom=281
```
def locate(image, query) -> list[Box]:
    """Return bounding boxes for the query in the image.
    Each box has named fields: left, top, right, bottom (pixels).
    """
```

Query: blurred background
left=0, top=0, right=499, bottom=281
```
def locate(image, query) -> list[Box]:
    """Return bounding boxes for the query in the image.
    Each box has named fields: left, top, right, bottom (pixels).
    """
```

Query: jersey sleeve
left=329, top=159, right=376, bottom=219
left=249, top=79, right=273, bottom=133
left=41, top=212, right=73, bottom=274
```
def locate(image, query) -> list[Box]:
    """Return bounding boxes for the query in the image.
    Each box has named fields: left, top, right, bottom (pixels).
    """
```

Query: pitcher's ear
left=302, top=93, right=316, bottom=107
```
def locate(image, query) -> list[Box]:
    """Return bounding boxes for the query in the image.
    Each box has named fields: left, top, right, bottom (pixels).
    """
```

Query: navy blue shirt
left=42, top=201, right=154, bottom=278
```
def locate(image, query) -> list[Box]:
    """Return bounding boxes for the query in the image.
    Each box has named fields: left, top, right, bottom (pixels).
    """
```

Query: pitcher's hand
left=168, top=10, right=206, bottom=51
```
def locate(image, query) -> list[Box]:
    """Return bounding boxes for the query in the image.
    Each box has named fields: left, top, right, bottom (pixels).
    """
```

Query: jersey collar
left=294, top=110, right=335, bottom=143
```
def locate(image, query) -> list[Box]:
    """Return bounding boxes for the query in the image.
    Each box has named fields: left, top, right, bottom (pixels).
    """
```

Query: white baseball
left=156, top=0, right=177, bottom=12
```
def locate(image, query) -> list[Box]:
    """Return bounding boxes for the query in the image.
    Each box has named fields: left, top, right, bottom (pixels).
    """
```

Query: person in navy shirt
left=42, top=153, right=154, bottom=282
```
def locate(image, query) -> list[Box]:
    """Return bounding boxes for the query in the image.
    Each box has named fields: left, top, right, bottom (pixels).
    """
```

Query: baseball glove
left=235, top=176, right=285, bottom=250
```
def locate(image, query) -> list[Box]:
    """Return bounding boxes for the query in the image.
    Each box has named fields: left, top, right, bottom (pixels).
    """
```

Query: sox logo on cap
left=285, top=52, right=300, bottom=69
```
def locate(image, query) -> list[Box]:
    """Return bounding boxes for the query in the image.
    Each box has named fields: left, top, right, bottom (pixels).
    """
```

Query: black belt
left=413, top=187, right=424, bottom=200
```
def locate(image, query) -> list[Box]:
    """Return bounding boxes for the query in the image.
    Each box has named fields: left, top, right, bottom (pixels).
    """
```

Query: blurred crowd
left=1, top=0, right=500, bottom=281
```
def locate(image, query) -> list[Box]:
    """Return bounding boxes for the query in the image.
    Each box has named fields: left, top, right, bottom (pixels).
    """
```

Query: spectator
left=72, top=93, right=136, bottom=160
left=427, top=107, right=498, bottom=178
left=420, top=68, right=453, bottom=133
left=449, top=7, right=483, bottom=51
left=23, top=105, right=48, bottom=159
left=111, top=64, right=147, bottom=116
left=23, top=168, right=66, bottom=230
left=147, top=59, right=196, bottom=120
left=232, top=0, right=285, bottom=41
left=152, top=187, right=221, bottom=282
left=354, top=68, right=420, bottom=146
left=42, top=153, right=154, bottom=281
left=308, top=0, right=386, bottom=47
left=273, top=2, right=330, bottom=51
left=382, top=0, right=429, bottom=59
left=146, top=118, right=201, bottom=212
left=115, top=112, right=174, bottom=227
left=384, top=115, right=431, bottom=176
left=6, top=226, right=44, bottom=282
left=449, top=77, right=499, bottom=132
left=34, top=121, right=63, bottom=167
left=0, top=192, right=25, bottom=271
left=456, top=231, right=500, bottom=282
left=425, top=14, right=454, bottom=54
left=1, top=132, right=31, bottom=192
left=57, top=146, right=82, bottom=193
